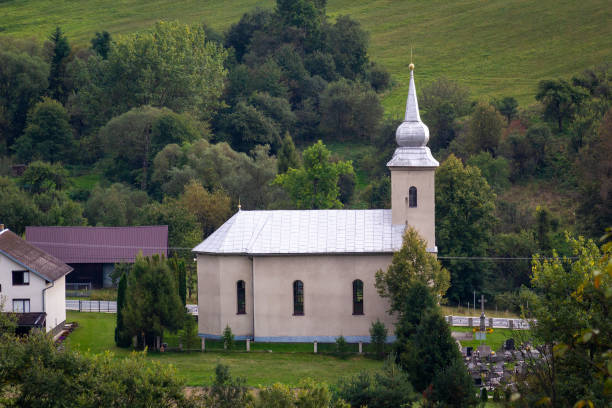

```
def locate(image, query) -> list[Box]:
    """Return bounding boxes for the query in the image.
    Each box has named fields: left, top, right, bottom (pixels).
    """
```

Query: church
left=193, top=65, right=439, bottom=342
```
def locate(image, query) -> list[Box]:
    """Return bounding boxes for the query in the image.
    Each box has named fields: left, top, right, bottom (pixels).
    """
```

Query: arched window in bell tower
left=408, top=186, right=417, bottom=208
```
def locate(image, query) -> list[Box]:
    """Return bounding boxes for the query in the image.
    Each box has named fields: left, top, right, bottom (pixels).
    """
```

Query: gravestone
left=477, top=345, right=491, bottom=357
left=466, top=346, right=473, bottom=357
left=505, top=338, right=515, bottom=350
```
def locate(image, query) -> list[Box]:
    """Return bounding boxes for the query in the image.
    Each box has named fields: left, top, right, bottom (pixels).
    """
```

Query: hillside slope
left=1, top=0, right=610, bottom=114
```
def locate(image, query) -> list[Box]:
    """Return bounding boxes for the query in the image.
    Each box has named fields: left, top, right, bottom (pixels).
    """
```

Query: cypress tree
left=115, top=272, right=130, bottom=347
left=169, top=255, right=187, bottom=306
left=178, top=259, right=187, bottom=306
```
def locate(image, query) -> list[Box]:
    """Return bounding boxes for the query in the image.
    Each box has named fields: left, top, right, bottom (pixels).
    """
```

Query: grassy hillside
left=1, top=0, right=610, bottom=115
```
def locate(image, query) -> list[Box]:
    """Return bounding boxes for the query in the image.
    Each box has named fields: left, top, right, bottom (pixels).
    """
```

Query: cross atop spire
left=404, top=66, right=421, bottom=123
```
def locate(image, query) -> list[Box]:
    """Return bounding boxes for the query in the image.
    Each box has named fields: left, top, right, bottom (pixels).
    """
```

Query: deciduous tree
left=14, top=98, right=75, bottom=163
left=0, top=48, right=48, bottom=152
left=375, top=227, right=450, bottom=314
left=178, top=180, right=232, bottom=238
left=536, top=79, right=588, bottom=132
left=319, top=79, right=382, bottom=142
left=273, top=140, right=353, bottom=209
left=436, top=154, right=496, bottom=303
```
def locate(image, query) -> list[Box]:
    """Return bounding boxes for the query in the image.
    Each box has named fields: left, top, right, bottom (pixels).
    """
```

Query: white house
left=193, top=65, right=439, bottom=342
left=0, top=227, right=72, bottom=335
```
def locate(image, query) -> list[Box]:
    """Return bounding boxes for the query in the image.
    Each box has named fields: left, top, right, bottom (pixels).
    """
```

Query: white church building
left=193, top=66, right=439, bottom=342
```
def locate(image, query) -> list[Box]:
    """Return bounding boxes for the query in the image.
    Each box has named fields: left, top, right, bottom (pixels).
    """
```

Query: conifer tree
left=277, top=132, right=300, bottom=173
left=115, top=272, right=131, bottom=347
left=47, top=27, right=70, bottom=103
left=122, top=255, right=184, bottom=349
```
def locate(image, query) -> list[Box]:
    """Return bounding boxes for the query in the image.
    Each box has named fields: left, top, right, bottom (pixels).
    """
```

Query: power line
left=27, top=240, right=583, bottom=260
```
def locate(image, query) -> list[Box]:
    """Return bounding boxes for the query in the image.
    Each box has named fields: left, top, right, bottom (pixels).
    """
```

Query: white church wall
left=390, top=168, right=436, bottom=248
left=252, top=254, right=397, bottom=342
left=197, top=254, right=253, bottom=339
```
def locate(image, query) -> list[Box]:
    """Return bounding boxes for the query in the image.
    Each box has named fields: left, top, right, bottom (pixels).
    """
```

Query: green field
left=1, top=0, right=610, bottom=114
left=64, top=311, right=383, bottom=386
left=451, top=326, right=524, bottom=352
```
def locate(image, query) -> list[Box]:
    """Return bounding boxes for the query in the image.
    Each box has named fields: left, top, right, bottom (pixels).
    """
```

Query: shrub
left=200, top=364, right=250, bottom=407
left=223, top=325, right=234, bottom=350
left=335, top=335, right=349, bottom=357
left=252, top=383, right=294, bottom=408
left=369, top=319, right=387, bottom=357
left=180, top=313, right=200, bottom=350
left=429, top=358, right=477, bottom=407
left=334, top=358, right=417, bottom=408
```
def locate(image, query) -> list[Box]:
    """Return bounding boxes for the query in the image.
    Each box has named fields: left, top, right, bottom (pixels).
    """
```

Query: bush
left=180, top=313, right=200, bottom=350
left=223, top=325, right=234, bottom=350
left=369, top=319, right=387, bottom=357
left=199, top=364, right=250, bottom=407
left=335, top=358, right=418, bottom=408
left=335, top=335, right=349, bottom=357
left=429, top=358, right=477, bottom=407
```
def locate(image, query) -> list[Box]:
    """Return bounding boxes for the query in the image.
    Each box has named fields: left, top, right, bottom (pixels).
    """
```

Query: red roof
left=25, top=226, right=168, bottom=264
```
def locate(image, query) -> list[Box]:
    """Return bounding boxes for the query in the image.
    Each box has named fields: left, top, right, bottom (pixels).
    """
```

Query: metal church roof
left=193, top=209, right=408, bottom=255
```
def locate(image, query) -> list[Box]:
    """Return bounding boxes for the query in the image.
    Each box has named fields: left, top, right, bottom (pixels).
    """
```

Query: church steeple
left=387, top=64, right=439, bottom=168
left=397, top=64, right=429, bottom=147
left=387, top=64, right=438, bottom=252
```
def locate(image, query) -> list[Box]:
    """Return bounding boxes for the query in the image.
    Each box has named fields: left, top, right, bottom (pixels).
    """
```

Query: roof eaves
left=0, top=249, right=52, bottom=282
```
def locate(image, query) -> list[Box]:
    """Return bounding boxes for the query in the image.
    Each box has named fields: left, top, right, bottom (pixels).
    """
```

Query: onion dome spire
left=386, top=63, right=438, bottom=168
left=395, top=64, right=429, bottom=147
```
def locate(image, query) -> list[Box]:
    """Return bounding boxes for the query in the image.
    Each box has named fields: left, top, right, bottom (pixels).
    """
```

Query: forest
left=0, top=0, right=610, bottom=308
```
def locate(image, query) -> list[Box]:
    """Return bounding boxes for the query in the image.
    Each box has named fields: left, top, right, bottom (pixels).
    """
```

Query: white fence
left=66, top=299, right=117, bottom=313
left=445, top=315, right=532, bottom=330
left=66, top=300, right=198, bottom=316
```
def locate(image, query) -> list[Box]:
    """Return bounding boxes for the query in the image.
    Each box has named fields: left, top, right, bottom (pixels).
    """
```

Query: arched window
left=408, top=186, right=417, bottom=208
left=293, top=280, right=304, bottom=315
left=237, top=280, right=246, bottom=314
left=353, top=279, right=364, bottom=315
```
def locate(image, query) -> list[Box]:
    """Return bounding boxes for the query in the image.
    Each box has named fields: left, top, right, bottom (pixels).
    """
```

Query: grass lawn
left=65, top=311, right=383, bottom=386
left=0, top=0, right=609, bottom=112
left=451, top=326, right=528, bottom=352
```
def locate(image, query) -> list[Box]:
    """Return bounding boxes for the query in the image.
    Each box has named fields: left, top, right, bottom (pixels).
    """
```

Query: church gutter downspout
left=250, top=256, right=255, bottom=340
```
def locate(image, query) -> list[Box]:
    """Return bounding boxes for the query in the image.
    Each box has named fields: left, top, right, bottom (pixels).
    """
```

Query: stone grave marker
left=477, top=345, right=491, bottom=357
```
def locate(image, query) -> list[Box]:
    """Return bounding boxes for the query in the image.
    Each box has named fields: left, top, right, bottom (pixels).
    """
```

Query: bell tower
left=387, top=64, right=439, bottom=251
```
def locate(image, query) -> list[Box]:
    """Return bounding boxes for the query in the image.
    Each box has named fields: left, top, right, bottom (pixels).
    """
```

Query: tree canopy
left=273, top=140, right=353, bottom=209
left=435, top=154, right=496, bottom=303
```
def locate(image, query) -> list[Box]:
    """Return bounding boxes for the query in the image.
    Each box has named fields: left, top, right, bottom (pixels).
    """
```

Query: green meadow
left=64, top=311, right=383, bottom=386
left=1, top=0, right=610, bottom=114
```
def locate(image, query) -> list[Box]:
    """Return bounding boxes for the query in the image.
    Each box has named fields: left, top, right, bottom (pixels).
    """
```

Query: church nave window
left=237, top=280, right=246, bottom=314
left=408, top=186, right=417, bottom=208
left=293, top=280, right=304, bottom=316
left=353, top=279, right=364, bottom=315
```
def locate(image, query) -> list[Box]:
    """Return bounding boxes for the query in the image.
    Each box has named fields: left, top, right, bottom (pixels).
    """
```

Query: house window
left=13, top=299, right=30, bottom=313
left=12, top=270, right=29, bottom=286
left=237, top=280, right=246, bottom=314
left=408, top=186, right=417, bottom=208
left=293, top=280, right=304, bottom=316
left=353, top=280, right=364, bottom=315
